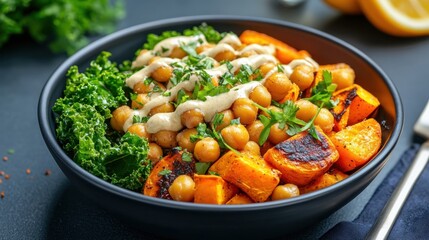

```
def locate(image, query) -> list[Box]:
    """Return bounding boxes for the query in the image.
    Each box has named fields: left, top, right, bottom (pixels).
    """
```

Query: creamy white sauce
left=124, top=33, right=319, bottom=133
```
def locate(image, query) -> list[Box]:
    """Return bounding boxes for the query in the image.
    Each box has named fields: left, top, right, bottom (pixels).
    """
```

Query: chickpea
left=240, top=50, right=257, bottom=58
left=131, top=93, right=150, bottom=109
left=232, top=98, right=258, bottom=125
left=148, top=143, right=163, bottom=164
left=268, top=123, right=289, bottom=144
left=181, top=109, right=204, bottom=129
left=221, top=124, right=249, bottom=150
left=332, top=68, right=355, bottom=90
left=249, top=85, right=271, bottom=108
left=151, top=65, right=173, bottom=83
left=289, top=64, right=314, bottom=90
left=271, top=184, right=300, bottom=200
left=196, top=43, right=214, bottom=54
left=259, top=62, right=276, bottom=77
left=214, top=50, right=236, bottom=62
left=110, top=105, right=133, bottom=132
left=295, top=99, right=318, bottom=122
left=264, top=72, right=293, bottom=101
left=127, top=123, right=151, bottom=139
left=133, top=80, right=166, bottom=94
left=169, top=47, right=188, bottom=59
left=246, top=120, right=264, bottom=143
left=176, top=128, right=198, bottom=152
left=149, top=102, right=174, bottom=116
left=152, top=130, right=178, bottom=148
left=242, top=141, right=261, bottom=156
left=314, top=108, right=334, bottom=133
left=194, top=137, right=220, bottom=163
left=168, top=175, right=195, bottom=202
left=215, top=109, right=235, bottom=131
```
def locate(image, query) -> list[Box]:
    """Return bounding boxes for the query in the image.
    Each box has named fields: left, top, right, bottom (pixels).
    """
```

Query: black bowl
left=38, top=16, right=403, bottom=239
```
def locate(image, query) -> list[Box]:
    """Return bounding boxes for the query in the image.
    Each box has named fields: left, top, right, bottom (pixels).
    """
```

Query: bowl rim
left=38, top=15, right=403, bottom=212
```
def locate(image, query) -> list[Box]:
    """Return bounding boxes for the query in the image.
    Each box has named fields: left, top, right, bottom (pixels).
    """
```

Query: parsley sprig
left=190, top=113, right=240, bottom=155
left=306, top=70, right=337, bottom=109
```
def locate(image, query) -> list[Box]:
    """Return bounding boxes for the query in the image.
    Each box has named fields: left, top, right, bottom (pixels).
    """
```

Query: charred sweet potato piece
left=331, top=118, right=382, bottom=172
left=209, top=151, right=281, bottom=202
left=143, top=150, right=195, bottom=199
left=194, top=174, right=238, bottom=204
left=331, top=84, right=380, bottom=131
left=264, top=126, right=339, bottom=186
left=239, top=30, right=308, bottom=64
left=299, top=168, right=348, bottom=194
left=226, top=192, right=254, bottom=205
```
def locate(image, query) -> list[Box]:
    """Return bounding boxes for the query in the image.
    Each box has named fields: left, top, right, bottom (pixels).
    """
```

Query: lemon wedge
left=359, top=0, right=429, bottom=36
left=324, top=0, right=362, bottom=15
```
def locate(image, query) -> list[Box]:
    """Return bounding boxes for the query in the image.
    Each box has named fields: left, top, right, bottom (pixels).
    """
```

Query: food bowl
left=38, top=16, right=402, bottom=239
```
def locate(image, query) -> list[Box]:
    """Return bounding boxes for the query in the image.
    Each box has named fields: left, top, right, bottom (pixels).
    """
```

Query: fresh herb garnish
left=158, top=169, right=172, bottom=176
left=182, top=151, right=193, bottom=162
left=306, top=70, right=338, bottom=109
left=133, top=115, right=149, bottom=124
left=195, top=162, right=211, bottom=174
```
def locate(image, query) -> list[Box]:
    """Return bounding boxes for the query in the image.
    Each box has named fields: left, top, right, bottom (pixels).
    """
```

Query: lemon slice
left=324, top=0, right=362, bottom=15
left=359, top=0, right=429, bottom=36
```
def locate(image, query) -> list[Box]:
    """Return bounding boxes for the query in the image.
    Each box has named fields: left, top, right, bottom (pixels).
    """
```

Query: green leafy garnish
left=306, top=70, right=338, bottom=109
left=195, top=162, right=211, bottom=175
left=158, top=169, right=172, bottom=176
left=182, top=151, right=193, bottom=162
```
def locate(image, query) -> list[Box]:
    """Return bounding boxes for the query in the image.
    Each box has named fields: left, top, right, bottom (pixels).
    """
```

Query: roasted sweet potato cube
left=331, top=84, right=380, bottom=131
left=209, top=151, right=281, bottom=202
left=264, top=126, right=339, bottom=186
left=143, top=151, right=195, bottom=199
left=299, top=168, right=348, bottom=194
left=194, top=174, right=238, bottom=204
left=226, top=192, right=254, bottom=205
left=331, top=118, right=382, bottom=172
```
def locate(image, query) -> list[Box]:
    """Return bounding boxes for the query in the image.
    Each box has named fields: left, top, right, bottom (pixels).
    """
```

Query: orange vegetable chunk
left=209, top=151, right=281, bottom=202
left=264, top=126, right=339, bottom=186
left=226, top=192, right=254, bottom=205
left=193, top=174, right=238, bottom=204
left=239, top=30, right=307, bottom=64
left=299, top=168, right=348, bottom=194
left=331, top=118, right=382, bottom=172
left=331, top=84, right=380, bottom=131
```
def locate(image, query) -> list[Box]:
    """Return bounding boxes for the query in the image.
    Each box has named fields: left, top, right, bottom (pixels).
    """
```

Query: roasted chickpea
left=271, top=184, right=300, bottom=200
left=168, top=175, right=195, bottom=202
left=260, top=105, right=281, bottom=118
left=180, top=109, right=204, bottom=129
left=295, top=99, right=318, bottom=122
left=332, top=68, right=355, bottom=90
left=314, top=108, right=334, bottom=133
left=221, top=124, right=249, bottom=150
left=127, top=123, right=151, bottom=139
left=268, top=123, right=289, bottom=144
left=169, top=47, right=188, bottom=59
left=133, top=80, right=166, bottom=94
left=215, top=109, right=235, bottom=130
left=149, top=102, right=174, bottom=116
left=110, top=105, right=133, bottom=132
left=246, top=120, right=264, bottom=143
left=289, top=64, right=314, bottom=90
left=264, top=72, right=293, bottom=101
left=148, top=143, right=163, bottom=164
left=214, top=50, right=236, bottom=62
left=249, top=85, right=271, bottom=108
left=232, top=98, right=258, bottom=125
left=259, top=62, right=276, bottom=77
left=176, top=128, right=198, bottom=152
left=194, top=137, right=220, bottom=163
left=196, top=43, right=214, bottom=54
left=131, top=93, right=150, bottom=109
left=242, top=141, right=261, bottom=156
left=240, top=50, right=257, bottom=58
left=152, top=130, right=178, bottom=148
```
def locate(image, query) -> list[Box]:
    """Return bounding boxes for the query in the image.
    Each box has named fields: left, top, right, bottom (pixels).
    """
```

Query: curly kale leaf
left=54, top=52, right=128, bottom=118
left=53, top=51, right=151, bottom=191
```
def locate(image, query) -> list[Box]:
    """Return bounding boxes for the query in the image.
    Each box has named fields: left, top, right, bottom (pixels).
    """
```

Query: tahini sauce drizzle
left=123, top=33, right=319, bottom=133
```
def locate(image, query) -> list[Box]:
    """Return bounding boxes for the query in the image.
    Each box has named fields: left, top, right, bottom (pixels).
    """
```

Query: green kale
left=0, top=0, right=124, bottom=54
left=53, top=51, right=151, bottom=191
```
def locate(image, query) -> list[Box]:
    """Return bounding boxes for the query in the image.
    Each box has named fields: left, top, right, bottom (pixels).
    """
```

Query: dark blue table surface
left=1, top=0, right=428, bottom=239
